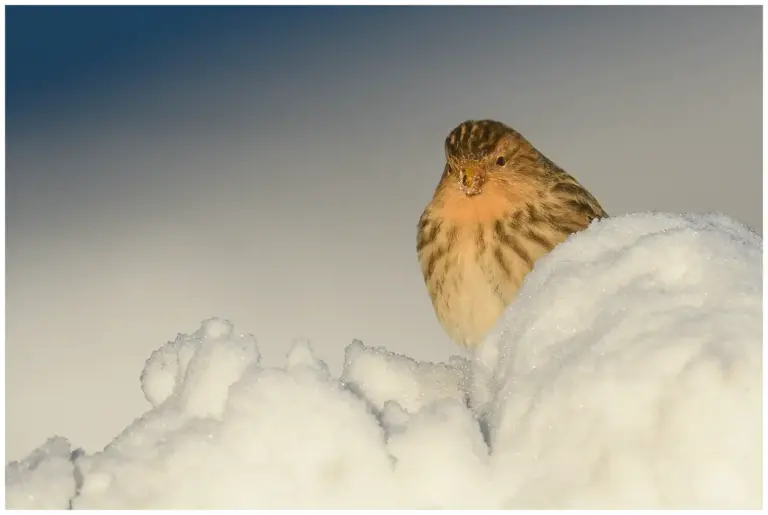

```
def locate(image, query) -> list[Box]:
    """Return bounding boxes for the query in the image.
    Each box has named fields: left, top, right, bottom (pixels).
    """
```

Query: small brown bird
left=417, top=120, right=607, bottom=349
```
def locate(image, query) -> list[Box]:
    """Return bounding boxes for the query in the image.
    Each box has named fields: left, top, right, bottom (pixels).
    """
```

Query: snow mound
left=5, top=436, right=78, bottom=509
left=6, top=212, right=761, bottom=509
left=472, top=211, right=763, bottom=508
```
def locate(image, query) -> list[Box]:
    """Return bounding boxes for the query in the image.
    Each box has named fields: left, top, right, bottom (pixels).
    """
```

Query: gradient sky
left=6, top=6, right=762, bottom=462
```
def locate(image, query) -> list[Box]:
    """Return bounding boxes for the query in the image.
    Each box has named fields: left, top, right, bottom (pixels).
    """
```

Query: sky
left=5, top=6, right=763, bottom=463
left=6, top=211, right=762, bottom=509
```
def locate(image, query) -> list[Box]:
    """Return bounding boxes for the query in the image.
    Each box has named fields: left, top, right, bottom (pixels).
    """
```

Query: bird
left=417, top=119, right=607, bottom=349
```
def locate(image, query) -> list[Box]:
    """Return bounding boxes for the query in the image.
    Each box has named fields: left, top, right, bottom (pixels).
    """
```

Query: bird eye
left=496, top=156, right=506, bottom=166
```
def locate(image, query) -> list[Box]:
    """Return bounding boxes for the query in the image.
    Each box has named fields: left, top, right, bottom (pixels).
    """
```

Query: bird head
left=443, top=119, right=530, bottom=197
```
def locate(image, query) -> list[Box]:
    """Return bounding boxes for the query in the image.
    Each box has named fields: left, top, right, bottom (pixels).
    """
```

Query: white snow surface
left=6, top=212, right=762, bottom=509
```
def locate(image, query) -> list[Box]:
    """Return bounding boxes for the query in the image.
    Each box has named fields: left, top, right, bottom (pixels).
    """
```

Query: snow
left=5, top=211, right=762, bottom=509
left=471, top=211, right=762, bottom=508
left=5, top=437, right=78, bottom=510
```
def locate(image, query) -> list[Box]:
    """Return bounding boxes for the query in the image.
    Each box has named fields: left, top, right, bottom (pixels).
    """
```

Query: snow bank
left=470, top=212, right=762, bottom=508
left=5, top=437, right=78, bottom=509
left=6, top=212, right=761, bottom=509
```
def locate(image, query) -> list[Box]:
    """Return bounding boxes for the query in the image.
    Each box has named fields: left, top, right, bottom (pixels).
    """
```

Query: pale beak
left=458, top=167, right=484, bottom=196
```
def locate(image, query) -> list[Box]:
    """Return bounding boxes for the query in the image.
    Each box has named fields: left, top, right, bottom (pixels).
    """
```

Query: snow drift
left=6, top=212, right=762, bottom=509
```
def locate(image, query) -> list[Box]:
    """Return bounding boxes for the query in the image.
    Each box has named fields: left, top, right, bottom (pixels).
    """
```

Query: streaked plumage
left=417, top=120, right=607, bottom=348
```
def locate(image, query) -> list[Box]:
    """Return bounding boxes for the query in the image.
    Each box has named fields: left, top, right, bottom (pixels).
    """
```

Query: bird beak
left=458, top=167, right=484, bottom=196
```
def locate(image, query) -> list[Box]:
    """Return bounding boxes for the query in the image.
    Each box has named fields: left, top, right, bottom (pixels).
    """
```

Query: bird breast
left=418, top=214, right=549, bottom=348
